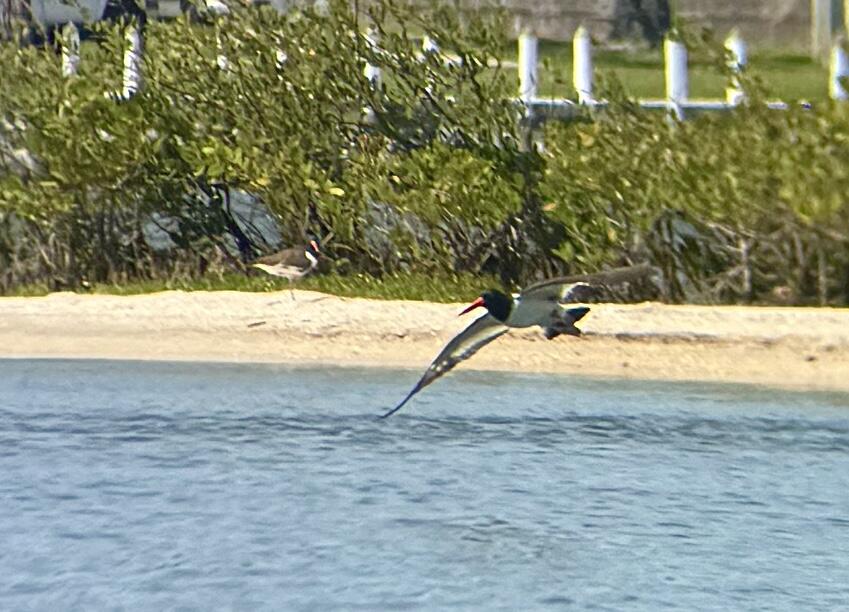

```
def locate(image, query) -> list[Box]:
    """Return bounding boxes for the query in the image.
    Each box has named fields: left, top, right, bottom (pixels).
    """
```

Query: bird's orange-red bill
left=459, top=296, right=485, bottom=316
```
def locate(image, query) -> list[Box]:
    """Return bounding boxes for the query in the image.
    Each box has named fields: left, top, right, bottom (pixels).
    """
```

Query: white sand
left=2, top=290, right=848, bottom=392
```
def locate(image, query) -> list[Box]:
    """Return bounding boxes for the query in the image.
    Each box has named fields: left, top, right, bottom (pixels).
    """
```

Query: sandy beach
left=1, top=289, right=849, bottom=392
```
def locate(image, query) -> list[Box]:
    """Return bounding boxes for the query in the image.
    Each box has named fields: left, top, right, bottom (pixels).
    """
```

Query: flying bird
left=251, top=238, right=321, bottom=281
left=381, top=264, right=655, bottom=418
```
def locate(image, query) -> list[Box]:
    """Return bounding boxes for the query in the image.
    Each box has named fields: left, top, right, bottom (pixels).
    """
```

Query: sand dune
left=2, top=290, right=848, bottom=392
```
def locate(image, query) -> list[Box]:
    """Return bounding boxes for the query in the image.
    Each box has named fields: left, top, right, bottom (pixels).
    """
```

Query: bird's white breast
left=505, top=297, right=556, bottom=328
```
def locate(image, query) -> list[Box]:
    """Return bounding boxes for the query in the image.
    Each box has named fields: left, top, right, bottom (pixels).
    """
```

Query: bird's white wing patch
left=381, top=314, right=508, bottom=417
left=559, top=282, right=596, bottom=303
left=521, top=280, right=596, bottom=304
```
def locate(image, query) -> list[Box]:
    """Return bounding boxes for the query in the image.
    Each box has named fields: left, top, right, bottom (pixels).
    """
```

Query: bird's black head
left=459, top=289, right=512, bottom=322
left=306, top=238, right=320, bottom=258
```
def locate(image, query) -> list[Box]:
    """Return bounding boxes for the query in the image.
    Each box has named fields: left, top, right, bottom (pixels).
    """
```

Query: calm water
left=2, top=359, right=849, bottom=611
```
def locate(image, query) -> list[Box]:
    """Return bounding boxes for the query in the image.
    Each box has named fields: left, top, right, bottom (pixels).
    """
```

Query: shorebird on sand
left=251, top=238, right=320, bottom=282
left=251, top=238, right=321, bottom=299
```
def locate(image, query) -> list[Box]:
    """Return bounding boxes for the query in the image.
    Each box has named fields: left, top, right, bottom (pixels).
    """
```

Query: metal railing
left=515, top=28, right=848, bottom=122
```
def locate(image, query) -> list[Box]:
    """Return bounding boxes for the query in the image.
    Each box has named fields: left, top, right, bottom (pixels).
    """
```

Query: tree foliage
left=0, top=2, right=848, bottom=305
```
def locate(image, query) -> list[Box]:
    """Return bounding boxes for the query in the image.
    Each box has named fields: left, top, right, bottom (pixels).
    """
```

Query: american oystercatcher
left=251, top=238, right=320, bottom=281
left=381, top=264, right=654, bottom=418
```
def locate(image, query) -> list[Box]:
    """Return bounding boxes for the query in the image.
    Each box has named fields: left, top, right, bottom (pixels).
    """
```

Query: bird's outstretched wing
left=522, top=263, right=656, bottom=302
left=381, top=314, right=508, bottom=418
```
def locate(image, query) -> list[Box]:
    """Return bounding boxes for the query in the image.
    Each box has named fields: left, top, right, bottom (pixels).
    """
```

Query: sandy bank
left=1, top=290, right=848, bottom=392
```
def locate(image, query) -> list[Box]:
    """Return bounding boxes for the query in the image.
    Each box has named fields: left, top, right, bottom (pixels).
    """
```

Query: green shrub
left=1, top=0, right=538, bottom=290
left=540, top=98, right=849, bottom=303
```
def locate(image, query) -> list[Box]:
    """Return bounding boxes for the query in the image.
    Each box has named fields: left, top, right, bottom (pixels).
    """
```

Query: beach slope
left=1, top=290, right=848, bottom=392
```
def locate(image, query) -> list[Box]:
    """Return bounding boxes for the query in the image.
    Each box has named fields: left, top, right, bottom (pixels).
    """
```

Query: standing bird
left=251, top=238, right=321, bottom=282
left=380, top=264, right=654, bottom=418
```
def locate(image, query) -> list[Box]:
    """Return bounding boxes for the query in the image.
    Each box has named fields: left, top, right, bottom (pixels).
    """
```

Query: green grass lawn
left=503, top=40, right=829, bottom=102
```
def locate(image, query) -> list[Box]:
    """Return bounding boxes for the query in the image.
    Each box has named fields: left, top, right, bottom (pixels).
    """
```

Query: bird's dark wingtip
left=379, top=399, right=409, bottom=419
left=379, top=384, right=422, bottom=418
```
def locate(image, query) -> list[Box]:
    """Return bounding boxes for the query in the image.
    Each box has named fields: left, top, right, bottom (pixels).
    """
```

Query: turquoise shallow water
left=2, top=359, right=849, bottom=611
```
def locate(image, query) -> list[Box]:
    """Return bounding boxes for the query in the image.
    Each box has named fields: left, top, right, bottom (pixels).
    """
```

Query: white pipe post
left=216, top=32, right=229, bottom=72
left=363, top=28, right=381, bottom=88
left=420, top=34, right=439, bottom=95
left=572, top=25, right=593, bottom=104
left=518, top=31, right=538, bottom=104
left=363, top=28, right=381, bottom=122
left=422, top=34, right=439, bottom=55
left=846, top=0, right=849, bottom=38
left=725, top=29, right=747, bottom=105
left=811, top=0, right=833, bottom=59
left=122, top=26, right=143, bottom=99
left=830, top=38, right=849, bottom=100
left=664, top=36, right=688, bottom=119
left=61, top=22, right=80, bottom=77
left=275, top=49, right=288, bottom=70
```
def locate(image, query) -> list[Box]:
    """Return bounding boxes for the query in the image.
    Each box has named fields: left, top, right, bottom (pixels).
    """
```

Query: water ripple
left=1, top=359, right=849, bottom=611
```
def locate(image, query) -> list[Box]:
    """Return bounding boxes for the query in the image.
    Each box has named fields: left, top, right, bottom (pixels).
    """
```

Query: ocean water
left=1, top=359, right=849, bottom=611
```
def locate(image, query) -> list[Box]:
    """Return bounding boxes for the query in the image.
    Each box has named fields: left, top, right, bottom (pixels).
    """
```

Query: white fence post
left=573, top=25, right=593, bottom=104
left=830, top=38, right=849, bottom=100
left=61, top=22, right=80, bottom=77
left=664, top=36, right=688, bottom=119
left=725, top=29, right=747, bottom=105
left=518, top=31, right=538, bottom=104
left=122, top=26, right=143, bottom=99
